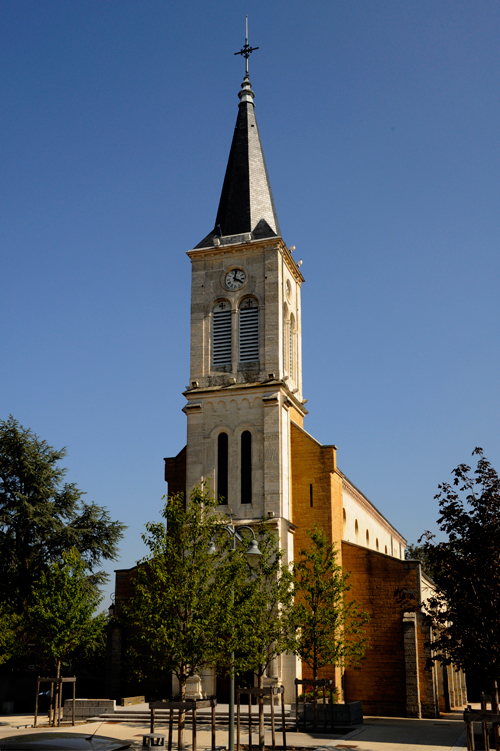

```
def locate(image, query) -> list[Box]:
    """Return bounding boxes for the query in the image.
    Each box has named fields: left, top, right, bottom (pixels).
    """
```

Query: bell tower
left=184, top=61, right=306, bottom=537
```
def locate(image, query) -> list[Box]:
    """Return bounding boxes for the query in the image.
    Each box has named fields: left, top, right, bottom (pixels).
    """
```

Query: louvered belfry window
left=212, top=301, right=232, bottom=367
left=239, top=298, right=259, bottom=362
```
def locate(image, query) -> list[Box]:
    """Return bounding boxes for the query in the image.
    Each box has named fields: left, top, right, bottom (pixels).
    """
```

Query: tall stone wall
left=342, top=542, right=419, bottom=716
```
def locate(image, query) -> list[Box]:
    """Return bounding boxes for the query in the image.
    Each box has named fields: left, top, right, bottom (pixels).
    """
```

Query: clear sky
left=2, top=0, right=500, bottom=605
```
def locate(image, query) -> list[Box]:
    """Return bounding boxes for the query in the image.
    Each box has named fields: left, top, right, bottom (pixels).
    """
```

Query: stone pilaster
left=403, top=612, right=421, bottom=718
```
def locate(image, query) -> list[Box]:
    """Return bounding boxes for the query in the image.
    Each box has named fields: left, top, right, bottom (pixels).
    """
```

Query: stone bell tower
left=184, top=69, right=306, bottom=536
left=162, top=51, right=307, bottom=699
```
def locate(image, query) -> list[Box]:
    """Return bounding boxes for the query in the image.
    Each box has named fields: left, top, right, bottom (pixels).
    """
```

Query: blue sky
left=2, top=0, right=500, bottom=604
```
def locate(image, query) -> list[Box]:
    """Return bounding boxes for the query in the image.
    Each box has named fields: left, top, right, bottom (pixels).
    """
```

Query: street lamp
left=209, top=522, right=262, bottom=751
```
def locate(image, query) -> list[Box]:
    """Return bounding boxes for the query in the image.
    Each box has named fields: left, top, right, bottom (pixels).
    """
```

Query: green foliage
left=225, top=522, right=295, bottom=682
left=0, top=603, right=22, bottom=665
left=123, top=490, right=295, bottom=697
left=292, top=527, right=369, bottom=679
left=405, top=543, right=437, bottom=580
left=28, top=548, right=106, bottom=675
left=0, top=416, right=126, bottom=613
left=298, top=686, right=339, bottom=703
left=123, top=487, right=240, bottom=695
left=420, top=449, right=500, bottom=690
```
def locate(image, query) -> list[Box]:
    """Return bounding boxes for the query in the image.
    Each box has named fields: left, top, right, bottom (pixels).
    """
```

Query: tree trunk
left=178, top=675, right=186, bottom=751
left=258, top=668, right=265, bottom=751
left=492, top=680, right=499, bottom=750
left=312, top=661, right=318, bottom=731
left=55, top=660, right=61, bottom=728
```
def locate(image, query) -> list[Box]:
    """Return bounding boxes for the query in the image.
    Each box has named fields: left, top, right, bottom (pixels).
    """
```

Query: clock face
left=225, top=268, right=246, bottom=290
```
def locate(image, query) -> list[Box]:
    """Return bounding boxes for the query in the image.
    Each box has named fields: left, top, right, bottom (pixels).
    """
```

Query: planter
left=292, top=701, right=363, bottom=727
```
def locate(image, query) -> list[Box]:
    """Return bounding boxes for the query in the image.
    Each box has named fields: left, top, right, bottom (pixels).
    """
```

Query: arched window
left=376, top=538, right=379, bottom=551
left=212, top=301, right=232, bottom=368
left=366, top=530, right=370, bottom=546
left=217, top=432, right=228, bottom=504
left=289, top=314, right=295, bottom=379
left=241, top=430, right=252, bottom=504
left=385, top=545, right=388, bottom=555
left=283, top=303, right=288, bottom=372
left=355, top=519, right=359, bottom=538
left=239, top=298, right=259, bottom=362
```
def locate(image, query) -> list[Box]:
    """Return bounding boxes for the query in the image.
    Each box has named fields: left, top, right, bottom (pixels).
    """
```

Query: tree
left=405, top=543, right=437, bottom=579
left=419, top=448, right=500, bottom=708
left=226, top=523, right=295, bottom=751
left=123, top=490, right=295, bottom=751
left=28, top=548, right=106, bottom=724
left=0, top=604, right=21, bottom=666
left=292, top=527, right=369, bottom=726
left=123, top=488, right=241, bottom=750
left=0, top=416, right=125, bottom=614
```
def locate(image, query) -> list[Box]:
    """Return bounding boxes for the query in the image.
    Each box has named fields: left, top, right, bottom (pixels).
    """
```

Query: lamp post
left=208, top=522, right=262, bottom=751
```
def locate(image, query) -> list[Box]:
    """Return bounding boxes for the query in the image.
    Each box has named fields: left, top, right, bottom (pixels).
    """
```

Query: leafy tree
left=123, top=491, right=295, bottom=751
left=292, top=527, right=369, bottom=726
left=28, top=548, right=106, bottom=724
left=225, top=523, right=295, bottom=751
left=405, top=543, right=437, bottom=579
left=0, top=604, right=21, bottom=666
left=0, top=416, right=125, bottom=614
left=123, top=488, right=241, bottom=750
left=419, top=448, right=500, bottom=710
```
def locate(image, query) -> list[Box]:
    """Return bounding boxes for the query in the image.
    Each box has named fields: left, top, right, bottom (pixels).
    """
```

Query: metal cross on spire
left=234, top=16, right=259, bottom=76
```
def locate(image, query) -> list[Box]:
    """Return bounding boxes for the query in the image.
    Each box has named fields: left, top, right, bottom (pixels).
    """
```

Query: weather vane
left=234, top=16, right=259, bottom=77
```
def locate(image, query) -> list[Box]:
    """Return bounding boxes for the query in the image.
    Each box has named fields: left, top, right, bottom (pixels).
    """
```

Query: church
left=110, top=51, right=466, bottom=719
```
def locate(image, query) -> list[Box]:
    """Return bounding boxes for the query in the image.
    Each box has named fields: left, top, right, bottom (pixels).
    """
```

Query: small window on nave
left=239, top=298, right=259, bottom=363
left=355, top=519, right=359, bottom=538
left=366, top=530, right=370, bottom=546
left=376, top=538, right=379, bottom=551
left=212, top=301, right=232, bottom=368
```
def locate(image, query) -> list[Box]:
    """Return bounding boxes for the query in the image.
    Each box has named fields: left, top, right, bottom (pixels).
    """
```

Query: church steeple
left=195, top=73, right=281, bottom=248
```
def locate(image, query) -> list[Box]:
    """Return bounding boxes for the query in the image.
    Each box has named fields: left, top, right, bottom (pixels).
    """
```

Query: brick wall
left=290, top=421, right=342, bottom=557
left=342, top=542, right=419, bottom=716
left=164, top=445, right=187, bottom=500
left=290, top=421, right=343, bottom=690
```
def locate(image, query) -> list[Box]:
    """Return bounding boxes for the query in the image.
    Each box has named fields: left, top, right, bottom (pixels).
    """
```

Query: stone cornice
left=186, top=237, right=305, bottom=285
left=183, top=380, right=308, bottom=416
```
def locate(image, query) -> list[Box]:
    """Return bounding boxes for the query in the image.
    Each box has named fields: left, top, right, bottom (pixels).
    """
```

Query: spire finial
left=234, top=15, right=259, bottom=77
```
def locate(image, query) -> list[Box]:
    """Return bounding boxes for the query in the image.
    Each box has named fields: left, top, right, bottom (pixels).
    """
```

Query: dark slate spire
left=195, top=75, right=281, bottom=249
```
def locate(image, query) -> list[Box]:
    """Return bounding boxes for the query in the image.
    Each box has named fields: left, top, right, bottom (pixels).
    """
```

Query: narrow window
left=309, top=484, right=313, bottom=507
left=212, top=301, right=232, bottom=368
left=366, top=530, right=370, bottom=546
left=241, top=430, right=252, bottom=504
left=217, top=432, right=228, bottom=504
left=283, top=304, right=288, bottom=373
left=289, top=314, right=295, bottom=379
left=239, top=298, right=259, bottom=362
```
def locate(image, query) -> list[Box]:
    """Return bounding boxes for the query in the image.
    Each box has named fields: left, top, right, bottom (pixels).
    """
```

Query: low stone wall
left=63, top=698, right=116, bottom=720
